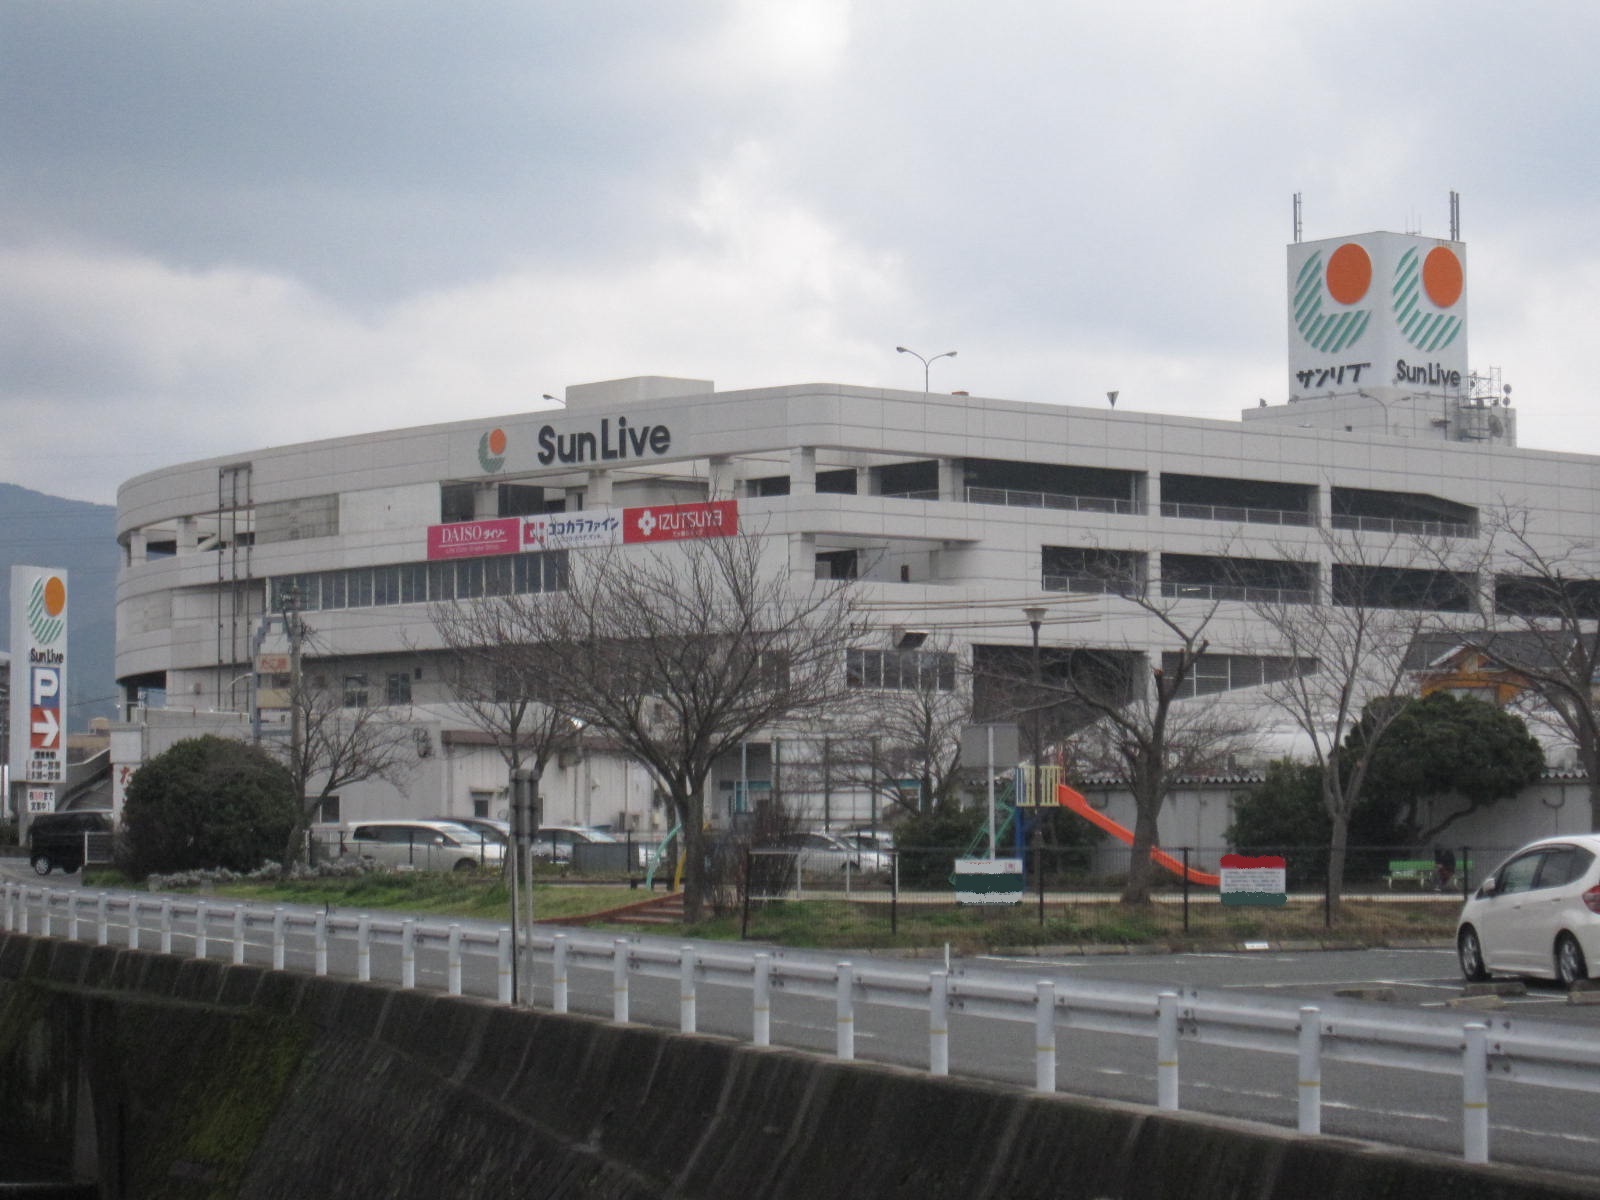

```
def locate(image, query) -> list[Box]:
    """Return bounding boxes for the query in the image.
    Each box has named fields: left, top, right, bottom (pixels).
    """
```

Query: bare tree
left=1450, top=505, right=1600, bottom=830
left=1247, top=528, right=1451, bottom=911
left=1040, top=596, right=1251, bottom=904
left=481, top=532, right=866, bottom=922
left=824, top=635, right=972, bottom=820
left=427, top=598, right=579, bottom=783
left=273, top=644, right=420, bottom=870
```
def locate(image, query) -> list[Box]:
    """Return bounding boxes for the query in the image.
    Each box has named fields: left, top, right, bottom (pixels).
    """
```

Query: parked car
left=433, top=816, right=510, bottom=844
left=528, top=824, right=619, bottom=862
left=839, top=827, right=895, bottom=855
left=341, top=820, right=505, bottom=872
left=1456, top=834, right=1600, bottom=986
left=781, top=831, right=891, bottom=877
left=28, top=810, right=113, bottom=875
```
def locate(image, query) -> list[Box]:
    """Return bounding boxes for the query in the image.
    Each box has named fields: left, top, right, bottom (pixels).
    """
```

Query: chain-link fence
left=732, top=842, right=1517, bottom=945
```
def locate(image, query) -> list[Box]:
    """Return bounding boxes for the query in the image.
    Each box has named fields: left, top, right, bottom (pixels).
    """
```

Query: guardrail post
left=232, top=906, right=246, bottom=965
left=271, top=907, right=287, bottom=970
left=930, top=970, right=950, bottom=1076
left=1157, top=991, right=1180, bottom=1110
left=39, top=889, right=52, bottom=938
left=612, top=939, right=630, bottom=1023
left=126, top=899, right=139, bottom=950
left=447, top=924, right=463, bottom=995
left=160, top=898, right=173, bottom=954
left=681, top=945, right=698, bottom=1034
left=67, top=892, right=80, bottom=943
left=314, top=911, right=329, bottom=977
left=497, top=928, right=513, bottom=1005
left=193, top=901, right=207, bottom=959
left=401, top=919, right=417, bottom=988
left=836, top=962, right=855, bottom=1061
left=553, top=934, right=569, bottom=1013
left=357, top=914, right=372, bottom=982
left=1, top=883, right=13, bottom=932
left=97, top=893, right=109, bottom=947
left=1298, top=1006, right=1322, bottom=1134
left=1463, top=1022, right=1490, bottom=1164
left=1034, top=981, right=1056, bottom=1093
left=752, top=953, right=771, bottom=1046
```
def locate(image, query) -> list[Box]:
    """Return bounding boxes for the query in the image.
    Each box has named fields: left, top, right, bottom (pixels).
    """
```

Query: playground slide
left=1057, top=784, right=1221, bottom=887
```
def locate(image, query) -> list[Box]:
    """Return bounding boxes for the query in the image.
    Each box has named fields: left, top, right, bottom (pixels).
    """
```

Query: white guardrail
left=6, top=883, right=1600, bottom=1167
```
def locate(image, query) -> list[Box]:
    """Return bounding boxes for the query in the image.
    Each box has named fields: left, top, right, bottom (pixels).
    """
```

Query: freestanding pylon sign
left=9, top=565, right=69, bottom=831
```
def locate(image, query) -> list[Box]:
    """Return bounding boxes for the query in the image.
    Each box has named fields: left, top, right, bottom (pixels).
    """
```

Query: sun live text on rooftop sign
left=428, top=500, right=738, bottom=560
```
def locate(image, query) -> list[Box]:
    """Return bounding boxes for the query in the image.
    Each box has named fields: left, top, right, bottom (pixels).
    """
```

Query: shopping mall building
left=109, top=228, right=1598, bottom=846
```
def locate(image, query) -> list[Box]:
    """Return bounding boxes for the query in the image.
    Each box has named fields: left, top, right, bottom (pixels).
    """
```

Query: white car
left=782, top=831, right=891, bottom=877
left=528, top=824, right=620, bottom=862
left=1456, top=834, right=1600, bottom=986
left=342, top=820, right=506, bottom=872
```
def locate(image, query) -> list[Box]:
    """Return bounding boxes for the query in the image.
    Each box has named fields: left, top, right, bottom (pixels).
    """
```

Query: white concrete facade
left=112, top=368, right=1594, bottom=838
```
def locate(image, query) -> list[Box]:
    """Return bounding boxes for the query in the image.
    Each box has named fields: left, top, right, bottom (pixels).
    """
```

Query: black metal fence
left=734, top=842, right=1515, bottom=942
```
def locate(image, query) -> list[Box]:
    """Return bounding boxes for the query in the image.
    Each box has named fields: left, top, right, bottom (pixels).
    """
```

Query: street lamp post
left=896, top=346, right=957, bottom=394
left=1022, top=606, right=1046, bottom=802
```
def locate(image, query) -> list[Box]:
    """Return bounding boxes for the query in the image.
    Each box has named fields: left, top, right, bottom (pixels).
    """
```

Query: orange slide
left=1057, top=783, right=1221, bottom=887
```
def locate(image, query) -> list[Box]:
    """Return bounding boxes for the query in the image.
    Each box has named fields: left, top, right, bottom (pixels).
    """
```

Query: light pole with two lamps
left=896, top=346, right=957, bottom=394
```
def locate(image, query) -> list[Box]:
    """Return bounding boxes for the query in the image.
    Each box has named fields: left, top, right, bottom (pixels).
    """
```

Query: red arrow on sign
left=31, top=706, right=60, bottom=749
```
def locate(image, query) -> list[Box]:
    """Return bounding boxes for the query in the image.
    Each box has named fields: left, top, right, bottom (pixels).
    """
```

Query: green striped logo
left=1293, top=251, right=1371, bottom=353
left=27, top=577, right=65, bottom=646
left=1392, top=247, right=1462, bottom=352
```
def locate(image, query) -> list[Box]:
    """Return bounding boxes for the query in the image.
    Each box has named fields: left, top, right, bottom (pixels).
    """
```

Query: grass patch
left=596, top=897, right=1461, bottom=953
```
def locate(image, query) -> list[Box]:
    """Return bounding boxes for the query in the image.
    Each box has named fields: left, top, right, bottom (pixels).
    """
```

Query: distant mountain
left=0, top=483, right=120, bottom=730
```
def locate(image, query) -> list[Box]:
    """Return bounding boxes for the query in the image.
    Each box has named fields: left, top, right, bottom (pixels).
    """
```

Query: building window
left=847, top=648, right=957, bottom=691
left=271, top=550, right=568, bottom=614
left=315, top=795, right=340, bottom=824
left=1160, top=653, right=1318, bottom=698
left=385, top=672, right=412, bottom=706
left=343, top=674, right=369, bottom=708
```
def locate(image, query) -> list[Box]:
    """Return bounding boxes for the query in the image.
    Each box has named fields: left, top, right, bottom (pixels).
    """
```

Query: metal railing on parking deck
left=5, top=880, right=1596, bottom=1169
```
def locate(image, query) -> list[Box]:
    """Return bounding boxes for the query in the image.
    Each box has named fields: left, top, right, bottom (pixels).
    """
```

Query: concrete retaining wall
left=3, top=930, right=1598, bottom=1200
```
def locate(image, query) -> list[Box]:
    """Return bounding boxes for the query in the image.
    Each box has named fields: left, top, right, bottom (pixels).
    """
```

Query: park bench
left=1385, top=858, right=1471, bottom=890
left=1384, top=860, right=1436, bottom=889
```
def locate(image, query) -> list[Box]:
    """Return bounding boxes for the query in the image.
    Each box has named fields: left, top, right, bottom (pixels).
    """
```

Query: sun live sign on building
left=427, top=500, right=738, bottom=560
left=1286, top=231, right=1467, bottom=402
left=8, top=565, right=69, bottom=821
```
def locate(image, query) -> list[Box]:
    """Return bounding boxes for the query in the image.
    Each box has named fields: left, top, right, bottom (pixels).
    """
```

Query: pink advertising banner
left=426, top=517, right=521, bottom=560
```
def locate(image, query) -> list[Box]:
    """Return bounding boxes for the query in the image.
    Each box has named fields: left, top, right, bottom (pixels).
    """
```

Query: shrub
left=120, top=735, right=300, bottom=878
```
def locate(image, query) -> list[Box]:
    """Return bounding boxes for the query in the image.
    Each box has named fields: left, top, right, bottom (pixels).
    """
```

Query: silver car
left=1456, top=834, right=1600, bottom=986
left=342, top=820, right=505, bottom=872
left=784, top=831, right=891, bottom=877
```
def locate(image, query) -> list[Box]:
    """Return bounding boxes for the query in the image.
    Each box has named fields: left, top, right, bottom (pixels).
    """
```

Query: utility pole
left=510, top=766, right=541, bottom=1004
left=282, top=585, right=306, bottom=861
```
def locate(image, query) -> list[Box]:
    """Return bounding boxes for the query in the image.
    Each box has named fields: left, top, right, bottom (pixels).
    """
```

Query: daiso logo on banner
left=624, top=500, right=739, bottom=544
left=426, top=517, right=520, bottom=560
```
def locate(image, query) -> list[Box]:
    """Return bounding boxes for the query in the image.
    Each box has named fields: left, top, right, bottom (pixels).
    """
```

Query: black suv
left=27, top=810, right=112, bottom=875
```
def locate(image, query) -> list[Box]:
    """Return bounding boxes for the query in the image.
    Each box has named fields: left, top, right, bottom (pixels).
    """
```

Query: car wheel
left=1555, top=933, right=1588, bottom=988
left=30, top=854, right=52, bottom=876
left=453, top=858, right=479, bottom=872
left=1457, top=925, right=1490, bottom=982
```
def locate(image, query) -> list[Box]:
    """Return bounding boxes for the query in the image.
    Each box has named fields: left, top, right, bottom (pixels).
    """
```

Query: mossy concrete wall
left=3, top=930, right=1599, bottom=1200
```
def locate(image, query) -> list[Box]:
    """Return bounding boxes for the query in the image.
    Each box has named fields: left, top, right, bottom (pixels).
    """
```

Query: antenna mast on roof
left=1450, top=190, right=1460, bottom=241
left=1292, top=193, right=1302, bottom=244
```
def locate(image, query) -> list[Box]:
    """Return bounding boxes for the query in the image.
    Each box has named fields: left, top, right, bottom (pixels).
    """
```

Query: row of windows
left=1042, top=549, right=1600, bottom=616
left=271, top=552, right=569, bottom=613
left=1158, top=653, right=1318, bottom=698
left=847, top=648, right=957, bottom=692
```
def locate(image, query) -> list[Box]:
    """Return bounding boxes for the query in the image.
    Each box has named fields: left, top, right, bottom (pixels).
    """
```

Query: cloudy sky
left=4, top=1, right=1598, bottom=505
